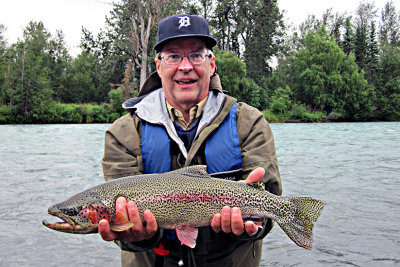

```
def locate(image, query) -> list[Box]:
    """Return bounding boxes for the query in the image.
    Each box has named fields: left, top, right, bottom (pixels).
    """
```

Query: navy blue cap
left=154, top=15, right=217, bottom=52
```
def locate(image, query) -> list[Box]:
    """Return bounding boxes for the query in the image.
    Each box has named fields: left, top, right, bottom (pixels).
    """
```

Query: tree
left=212, top=0, right=241, bottom=54
left=214, top=48, right=246, bottom=97
left=291, top=27, right=345, bottom=112
left=104, top=0, right=186, bottom=91
left=270, top=85, right=292, bottom=113
left=341, top=16, right=355, bottom=55
left=47, top=30, right=71, bottom=101
left=6, top=22, right=52, bottom=120
left=339, top=52, right=375, bottom=120
left=239, top=0, right=284, bottom=81
left=63, top=52, right=97, bottom=103
left=376, top=45, right=400, bottom=120
left=379, top=1, right=400, bottom=47
left=214, top=48, right=263, bottom=108
left=290, top=27, right=374, bottom=120
left=0, top=24, right=8, bottom=104
left=365, top=21, right=380, bottom=87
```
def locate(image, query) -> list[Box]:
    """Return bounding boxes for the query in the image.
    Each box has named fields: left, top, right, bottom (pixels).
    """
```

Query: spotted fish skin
left=43, top=165, right=324, bottom=250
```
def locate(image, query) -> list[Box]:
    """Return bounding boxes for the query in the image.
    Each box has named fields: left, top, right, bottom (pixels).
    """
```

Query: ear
left=155, top=56, right=161, bottom=75
left=209, top=54, right=216, bottom=77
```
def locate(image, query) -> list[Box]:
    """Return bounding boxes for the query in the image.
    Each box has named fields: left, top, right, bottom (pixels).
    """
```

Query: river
left=0, top=122, right=398, bottom=266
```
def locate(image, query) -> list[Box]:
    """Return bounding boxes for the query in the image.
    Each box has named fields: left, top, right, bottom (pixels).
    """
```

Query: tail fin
left=277, top=197, right=324, bottom=250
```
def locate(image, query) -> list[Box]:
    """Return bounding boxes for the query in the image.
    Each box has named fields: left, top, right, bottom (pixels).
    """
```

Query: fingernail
left=127, top=201, right=136, bottom=210
left=222, top=207, right=230, bottom=215
left=99, top=220, right=107, bottom=227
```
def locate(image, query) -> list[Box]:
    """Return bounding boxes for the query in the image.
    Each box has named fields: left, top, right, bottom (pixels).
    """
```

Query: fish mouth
left=42, top=211, right=97, bottom=234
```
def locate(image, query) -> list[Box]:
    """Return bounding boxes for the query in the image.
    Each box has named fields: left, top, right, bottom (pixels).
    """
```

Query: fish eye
left=66, top=208, right=78, bottom=216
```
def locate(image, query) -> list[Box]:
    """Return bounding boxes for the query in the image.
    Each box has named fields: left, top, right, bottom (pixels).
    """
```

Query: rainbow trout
left=43, top=166, right=324, bottom=250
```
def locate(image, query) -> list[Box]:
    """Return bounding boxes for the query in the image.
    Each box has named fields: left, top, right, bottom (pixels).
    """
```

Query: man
left=99, top=14, right=281, bottom=267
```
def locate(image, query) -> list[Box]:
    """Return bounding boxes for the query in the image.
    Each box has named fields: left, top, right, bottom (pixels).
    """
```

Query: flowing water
left=0, top=122, right=399, bottom=266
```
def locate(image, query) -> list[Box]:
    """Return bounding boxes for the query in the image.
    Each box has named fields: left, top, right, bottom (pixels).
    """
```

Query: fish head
left=42, top=191, right=112, bottom=234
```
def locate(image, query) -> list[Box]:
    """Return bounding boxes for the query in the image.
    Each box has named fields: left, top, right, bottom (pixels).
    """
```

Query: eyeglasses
left=159, top=52, right=211, bottom=65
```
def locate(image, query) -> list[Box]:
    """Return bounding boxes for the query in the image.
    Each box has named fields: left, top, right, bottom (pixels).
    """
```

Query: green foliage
left=270, top=85, right=293, bottom=113
left=289, top=103, right=326, bottom=122
left=62, top=52, right=98, bottom=103
left=288, top=27, right=375, bottom=120
left=108, top=88, right=125, bottom=115
left=376, top=45, right=400, bottom=120
left=214, top=48, right=265, bottom=109
left=291, top=27, right=346, bottom=112
left=84, top=104, right=109, bottom=123
left=1, top=2, right=400, bottom=123
left=214, top=48, right=246, bottom=94
left=0, top=105, right=16, bottom=124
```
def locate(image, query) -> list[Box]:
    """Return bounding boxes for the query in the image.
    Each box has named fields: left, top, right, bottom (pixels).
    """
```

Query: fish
left=42, top=165, right=324, bottom=250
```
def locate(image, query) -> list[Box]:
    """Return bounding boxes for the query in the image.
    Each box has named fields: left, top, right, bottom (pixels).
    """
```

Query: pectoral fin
left=110, top=209, right=134, bottom=232
left=110, top=222, right=134, bottom=232
left=175, top=226, right=198, bottom=248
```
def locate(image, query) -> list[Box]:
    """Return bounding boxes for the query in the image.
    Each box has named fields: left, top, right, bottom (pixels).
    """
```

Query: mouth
left=42, top=211, right=95, bottom=234
left=175, top=79, right=197, bottom=86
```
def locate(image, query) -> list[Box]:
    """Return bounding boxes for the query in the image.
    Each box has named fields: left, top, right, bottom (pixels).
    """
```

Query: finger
left=231, top=207, right=244, bottom=236
left=244, top=167, right=265, bottom=184
left=115, top=197, right=129, bottom=224
left=211, top=214, right=222, bottom=233
left=221, top=206, right=232, bottom=233
left=245, top=221, right=259, bottom=236
left=143, top=210, right=158, bottom=238
left=127, top=201, right=143, bottom=233
left=99, top=219, right=119, bottom=241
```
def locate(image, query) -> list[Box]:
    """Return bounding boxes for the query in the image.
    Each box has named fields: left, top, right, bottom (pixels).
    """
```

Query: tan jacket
left=102, top=73, right=282, bottom=267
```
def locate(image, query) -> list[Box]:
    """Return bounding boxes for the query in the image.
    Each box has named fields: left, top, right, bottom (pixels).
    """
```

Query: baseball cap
left=154, top=14, right=217, bottom=52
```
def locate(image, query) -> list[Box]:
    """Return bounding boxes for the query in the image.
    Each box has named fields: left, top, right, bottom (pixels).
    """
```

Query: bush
left=108, top=88, right=125, bottom=115
left=84, top=104, right=110, bottom=123
left=262, top=109, right=287, bottom=123
left=327, top=111, right=344, bottom=121
left=0, top=105, right=16, bottom=124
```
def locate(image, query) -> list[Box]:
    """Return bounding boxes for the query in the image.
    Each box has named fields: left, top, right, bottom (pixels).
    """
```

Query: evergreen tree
left=0, top=24, right=7, bottom=104
left=379, top=1, right=400, bottom=47
left=341, top=16, right=355, bottom=55
left=376, top=45, right=400, bottom=120
left=354, top=24, right=368, bottom=70
left=239, top=0, right=284, bottom=81
left=340, top=52, right=375, bottom=120
left=365, top=21, right=380, bottom=88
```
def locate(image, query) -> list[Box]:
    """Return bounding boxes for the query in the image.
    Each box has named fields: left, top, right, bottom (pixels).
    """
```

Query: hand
left=211, top=167, right=265, bottom=236
left=99, top=197, right=158, bottom=242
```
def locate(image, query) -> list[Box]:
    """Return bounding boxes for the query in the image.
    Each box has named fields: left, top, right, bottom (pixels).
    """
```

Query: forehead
left=161, top=37, right=207, bottom=52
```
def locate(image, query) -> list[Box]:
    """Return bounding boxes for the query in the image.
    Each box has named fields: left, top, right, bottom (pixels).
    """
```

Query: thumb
left=244, top=167, right=265, bottom=184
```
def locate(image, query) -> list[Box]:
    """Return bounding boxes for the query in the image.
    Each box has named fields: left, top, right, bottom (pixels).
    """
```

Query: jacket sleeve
left=234, top=102, right=282, bottom=240
left=102, top=114, right=143, bottom=181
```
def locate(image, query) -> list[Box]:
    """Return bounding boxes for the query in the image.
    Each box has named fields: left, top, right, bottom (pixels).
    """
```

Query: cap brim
left=154, top=34, right=217, bottom=51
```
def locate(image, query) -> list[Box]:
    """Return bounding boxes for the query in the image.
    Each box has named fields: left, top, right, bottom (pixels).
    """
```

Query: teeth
left=177, top=80, right=195, bottom=83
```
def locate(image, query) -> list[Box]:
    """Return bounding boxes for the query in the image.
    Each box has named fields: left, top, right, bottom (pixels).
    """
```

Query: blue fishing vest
left=141, top=103, right=242, bottom=175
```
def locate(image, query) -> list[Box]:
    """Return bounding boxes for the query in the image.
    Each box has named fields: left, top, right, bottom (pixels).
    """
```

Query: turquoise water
left=0, top=122, right=399, bottom=266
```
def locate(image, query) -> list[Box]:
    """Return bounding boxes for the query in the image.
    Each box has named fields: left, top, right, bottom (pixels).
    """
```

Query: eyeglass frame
left=158, top=51, right=212, bottom=65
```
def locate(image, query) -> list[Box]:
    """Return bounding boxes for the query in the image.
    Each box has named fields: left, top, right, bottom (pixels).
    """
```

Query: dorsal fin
left=172, top=165, right=210, bottom=178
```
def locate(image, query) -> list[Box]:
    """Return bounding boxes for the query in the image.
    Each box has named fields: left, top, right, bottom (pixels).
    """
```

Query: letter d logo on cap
left=178, top=16, right=191, bottom=28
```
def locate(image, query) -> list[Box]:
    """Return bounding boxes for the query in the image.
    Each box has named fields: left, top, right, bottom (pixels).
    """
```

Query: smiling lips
left=175, top=78, right=197, bottom=86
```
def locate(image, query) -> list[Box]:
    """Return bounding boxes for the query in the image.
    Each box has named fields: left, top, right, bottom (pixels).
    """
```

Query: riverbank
left=1, top=102, right=397, bottom=124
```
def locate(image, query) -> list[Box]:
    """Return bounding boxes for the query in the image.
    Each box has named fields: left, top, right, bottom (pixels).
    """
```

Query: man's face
left=155, top=37, right=216, bottom=112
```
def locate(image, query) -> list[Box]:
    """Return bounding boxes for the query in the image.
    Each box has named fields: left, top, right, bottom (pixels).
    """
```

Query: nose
left=178, top=56, right=193, bottom=72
